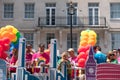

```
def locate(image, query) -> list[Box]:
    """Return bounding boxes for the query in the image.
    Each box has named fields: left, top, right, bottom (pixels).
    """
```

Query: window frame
left=110, top=3, right=120, bottom=20
left=23, top=33, right=34, bottom=47
left=46, top=33, right=55, bottom=48
left=3, top=3, right=14, bottom=19
left=24, top=3, right=35, bottom=19
left=111, top=33, right=120, bottom=50
left=67, top=33, right=78, bottom=53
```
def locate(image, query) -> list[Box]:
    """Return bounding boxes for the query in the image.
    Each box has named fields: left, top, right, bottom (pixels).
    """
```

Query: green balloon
left=16, top=32, right=21, bottom=39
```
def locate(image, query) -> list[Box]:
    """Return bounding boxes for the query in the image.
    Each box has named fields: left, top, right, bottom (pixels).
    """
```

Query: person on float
left=57, top=51, right=72, bottom=80
left=93, top=45, right=107, bottom=64
left=32, top=43, right=50, bottom=73
left=25, top=44, right=34, bottom=73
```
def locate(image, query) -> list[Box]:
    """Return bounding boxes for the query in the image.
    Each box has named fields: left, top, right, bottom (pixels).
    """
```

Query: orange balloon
left=12, top=36, right=17, bottom=42
left=9, top=32, right=16, bottom=41
left=88, top=40, right=95, bottom=46
left=80, top=40, right=88, bottom=46
left=1, top=31, right=9, bottom=38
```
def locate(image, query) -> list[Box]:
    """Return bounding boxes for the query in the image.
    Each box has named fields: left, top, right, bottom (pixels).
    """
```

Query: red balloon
left=78, top=46, right=86, bottom=54
left=0, top=51, right=8, bottom=61
left=2, top=43, right=10, bottom=51
left=77, top=52, right=88, bottom=60
left=0, top=45, right=3, bottom=52
left=3, top=37, right=11, bottom=44
left=85, top=45, right=91, bottom=51
left=0, top=39, right=4, bottom=46
left=78, top=58, right=86, bottom=68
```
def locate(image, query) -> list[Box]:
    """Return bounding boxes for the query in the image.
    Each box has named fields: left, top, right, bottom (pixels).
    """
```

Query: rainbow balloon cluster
left=0, top=25, right=21, bottom=60
left=0, top=25, right=21, bottom=43
left=77, top=29, right=97, bottom=68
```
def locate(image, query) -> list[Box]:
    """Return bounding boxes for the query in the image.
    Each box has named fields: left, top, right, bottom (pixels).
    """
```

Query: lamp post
left=68, top=1, right=76, bottom=48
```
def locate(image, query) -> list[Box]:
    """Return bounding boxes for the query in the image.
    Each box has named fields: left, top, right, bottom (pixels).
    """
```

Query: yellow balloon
left=81, top=36, right=88, bottom=41
left=0, top=27, right=7, bottom=33
left=12, top=28, right=18, bottom=34
left=88, top=30, right=97, bottom=37
left=89, top=36, right=96, bottom=40
left=81, top=31, right=89, bottom=36
left=5, top=25, right=14, bottom=32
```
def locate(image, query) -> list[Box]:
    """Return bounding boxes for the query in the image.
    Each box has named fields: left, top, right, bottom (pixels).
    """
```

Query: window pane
left=111, top=33, right=120, bottom=49
left=110, top=3, right=120, bottom=18
left=4, top=3, right=14, bottom=18
left=24, top=33, right=34, bottom=47
left=46, top=33, right=55, bottom=48
left=88, top=3, right=99, bottom=25
left=25, top=3, right=34, bottom=18
left=67, top=33, right=77, bottom=53
left=46, top=3, right=56, bottom=25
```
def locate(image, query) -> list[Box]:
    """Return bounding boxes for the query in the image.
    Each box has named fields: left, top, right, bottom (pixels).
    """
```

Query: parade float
left=0, top=26, right=120, bottom=80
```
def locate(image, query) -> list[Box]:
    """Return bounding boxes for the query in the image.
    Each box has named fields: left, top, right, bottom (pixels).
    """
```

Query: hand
left=41, top=64, right=49, bottom=67
left=32, top=61, right=36, bottom=66
left=41, top=64, right=46, bottom=67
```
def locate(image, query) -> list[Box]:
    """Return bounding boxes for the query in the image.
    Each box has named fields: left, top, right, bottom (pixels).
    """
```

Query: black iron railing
left=37, top=16, right=108, bottom=28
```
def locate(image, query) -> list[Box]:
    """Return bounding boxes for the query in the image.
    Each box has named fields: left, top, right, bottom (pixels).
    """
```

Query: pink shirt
left=32, top=52, right=50, bottom=64
left=26, top=53, right=32, bottom=61
left=10, top=56, right=17, bottom=72
left=69, top=56, right=77, bottom=64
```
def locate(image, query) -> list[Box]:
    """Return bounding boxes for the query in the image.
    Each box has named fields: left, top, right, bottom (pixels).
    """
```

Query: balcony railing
left=37, top=16, right=108, bottom=28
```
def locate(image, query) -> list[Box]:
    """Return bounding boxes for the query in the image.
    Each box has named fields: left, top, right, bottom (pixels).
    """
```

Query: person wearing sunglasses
left=107, top=51, right=118, bottom=64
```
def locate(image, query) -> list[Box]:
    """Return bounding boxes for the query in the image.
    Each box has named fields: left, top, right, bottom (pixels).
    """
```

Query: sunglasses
left=109, top=54, right=115, bottom=56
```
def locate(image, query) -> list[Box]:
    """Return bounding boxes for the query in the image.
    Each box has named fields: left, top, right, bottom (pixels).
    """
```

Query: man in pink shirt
left=32, top=43, right=50, bottom=73
left=67, top=48, right=78, bottom=79
left=68, top=48, right=77, bottom=64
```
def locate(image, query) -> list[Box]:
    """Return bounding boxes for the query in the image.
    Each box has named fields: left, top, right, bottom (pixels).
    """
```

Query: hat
left=26, top=44, right=32, bottom=47
left=67, top=48, right=74, bottom=52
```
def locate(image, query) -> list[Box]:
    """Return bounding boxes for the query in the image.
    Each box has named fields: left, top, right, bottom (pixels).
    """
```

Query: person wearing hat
left=67, top=48, right=78, bottom=79
left=67, top=48, right=77, bottom=64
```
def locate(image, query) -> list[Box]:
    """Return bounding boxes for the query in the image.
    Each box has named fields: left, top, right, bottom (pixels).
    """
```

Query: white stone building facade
left=0, top=0, right=120, bottom=54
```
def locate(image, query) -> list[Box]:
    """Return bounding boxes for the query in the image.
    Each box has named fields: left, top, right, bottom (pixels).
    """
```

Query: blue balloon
left=14, top=42, right=19, bottom=49
left=9, top=43, right=14, bottom=52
